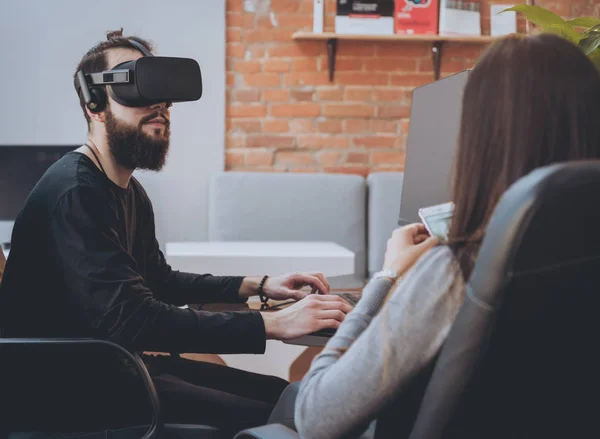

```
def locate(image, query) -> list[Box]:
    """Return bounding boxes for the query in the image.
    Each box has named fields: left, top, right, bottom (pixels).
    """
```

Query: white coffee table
left=165, top=241, right=355, bottom=278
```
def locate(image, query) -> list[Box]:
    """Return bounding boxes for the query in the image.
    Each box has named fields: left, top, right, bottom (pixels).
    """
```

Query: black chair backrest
left=407, top=161, right=600, bottom=439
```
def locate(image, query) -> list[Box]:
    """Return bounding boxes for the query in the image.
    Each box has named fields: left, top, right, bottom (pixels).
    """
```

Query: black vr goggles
left=75, top=39, right=202, bottom=113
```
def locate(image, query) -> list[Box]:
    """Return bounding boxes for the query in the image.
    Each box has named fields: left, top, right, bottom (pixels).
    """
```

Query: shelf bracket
left=432, top=41, right=443, bottom=81
left=326, top=38, right=338, bottom=82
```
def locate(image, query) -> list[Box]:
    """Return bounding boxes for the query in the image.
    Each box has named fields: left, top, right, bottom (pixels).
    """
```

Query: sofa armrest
left=233, top=424, right=300, bottom=439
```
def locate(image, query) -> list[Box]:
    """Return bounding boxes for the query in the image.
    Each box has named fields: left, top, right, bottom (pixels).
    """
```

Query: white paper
left=491, top=4, right=517, bottom=37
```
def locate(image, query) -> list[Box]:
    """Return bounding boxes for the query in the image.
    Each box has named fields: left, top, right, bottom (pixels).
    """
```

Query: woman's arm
left=295, top=247, right=464, bottom=439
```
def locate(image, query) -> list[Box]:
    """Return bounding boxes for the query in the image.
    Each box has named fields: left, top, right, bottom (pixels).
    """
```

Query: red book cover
left=395, top=0, right=439, bottom=35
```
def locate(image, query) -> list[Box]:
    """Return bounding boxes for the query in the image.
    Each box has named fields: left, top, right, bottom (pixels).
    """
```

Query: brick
left=374, top=164, right=405, bottom=172
left=270, top=0, right=300, bottom=12
left=297, top=135, right=350, bottom=149
left=227, top=72, right=235, bottom=86
left=370, top=150, right=406, bottom=165
left=363, top=58, right=418, bottom=72
left=316, top=150, right=343, bottom=165
left=344, top=87, right=373, bottom=101
left=443, top=44, right=487, bottom=59
left=233, top=89, right=261, bottom=102
left=400, top=119, right=410, bottom=135
left=226, top=134, right=245, bottom=148
left=227, top=43, right=245, bottom=59
left=335, top=58, right=364, bottom=71
left=371, top=120, right=399, bottom=134
left=268, top=43, right=322, bottom=58
left=263, top=59, right=290, bottom=73
left=290, top=119, right=316, bottom=134
left=292, top=58, right=319, bottom=72
left=297, top=136, right=349, bottom=149
left=257, top=16, right=274, bottom=30
left=291, top=89, right=315, bottom=101
left=226, top=12, right=254, bottom=28
left=323, top=104, right=374, bottom=118
left=226, top=28, right=242, bottom=43
left=229, top=104, right=267, bottom=118
left=376, top=43, right=429, bottom=57
left=263, top=89, right=290, bottom=101
left=353, top=136, right=397, bottom=148
left=250, top=47, right=267, bottom=59
left=347, top=151, right=368, bottom=164
left=245, top=150, right=275, bottom=166
left=289, top=167, right=321, bottom=173
left=336, top=72, right=389, bottom=86
left=324, top=165, right=370, bottom=177
left=373, top=88, right=411, bottom=102
left=276, top=151, right=314, bottom=165
left=246, top=135, right=296, bottom=148
left=316, top=87, right=344, bottom=100
left=318, top=120, right=343, bottom=133
left=337, top=42, right=376, bottom=57
left=274, top=13, right=313, bottom=28
left=230, top=120, right=262, bottom=133
left=242, top=73, right=281, bottom=87
left=299, top=1, right=315, bottom=13
left=389, top=74, right=433, bottom=87
left=244, top=29, right=294, bottom=43
left=263, top=120, right=290, bottom=133
left=229, top=60, right=261, bottom=73
left=227, top=0, right=244, bottom=12
left=284, top=72, right=331, bottom=86
left=377, top=105, right=411, bottom=119
left=271, top=103, right=321, bottom=117
left=343, top=119, right=369, bottom=133
left=226, top=150, right=245, bottom=166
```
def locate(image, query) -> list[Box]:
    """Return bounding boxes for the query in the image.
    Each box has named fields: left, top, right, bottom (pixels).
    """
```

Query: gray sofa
left=208, top=171, right=404, bottom=288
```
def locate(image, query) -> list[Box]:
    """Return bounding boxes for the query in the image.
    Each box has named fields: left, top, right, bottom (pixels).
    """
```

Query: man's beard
left=105, top=108, right=171, bottom=171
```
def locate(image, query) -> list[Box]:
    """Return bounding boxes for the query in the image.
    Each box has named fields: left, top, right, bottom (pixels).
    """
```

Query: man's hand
left=261, top=294, right=352, bottom=340
left=262, top=272, right=331, bottom=301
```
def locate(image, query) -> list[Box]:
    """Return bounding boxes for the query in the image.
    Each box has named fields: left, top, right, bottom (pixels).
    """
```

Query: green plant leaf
left=579, top=33, right=600, bottom=55
left=583, top=24, right=600, bottom=36
left=500, top=5, right=567, bottom=30
left=566, top=17, right=600, bottom=29
left=548, top=23, right=582, bottom=44
left=588, top=49, right=600, bottom=71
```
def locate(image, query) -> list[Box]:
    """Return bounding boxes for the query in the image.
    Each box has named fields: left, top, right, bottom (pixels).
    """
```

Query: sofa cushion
left=367, top=172, right=404, bottom=277
left=208, top=172, right=367, bottom=282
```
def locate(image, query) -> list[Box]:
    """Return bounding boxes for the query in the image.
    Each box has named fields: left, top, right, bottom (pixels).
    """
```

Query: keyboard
left=336, top=292, right=361, bottom=306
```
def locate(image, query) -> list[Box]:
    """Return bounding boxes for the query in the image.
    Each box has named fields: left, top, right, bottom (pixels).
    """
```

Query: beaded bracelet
left=258, top=275, right=269, bottom=305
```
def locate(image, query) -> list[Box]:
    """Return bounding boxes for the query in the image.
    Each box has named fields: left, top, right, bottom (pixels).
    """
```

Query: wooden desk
left=196, top=289, right=362, bottom=381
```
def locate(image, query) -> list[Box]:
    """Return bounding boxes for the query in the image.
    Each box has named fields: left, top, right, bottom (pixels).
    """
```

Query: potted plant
left=501, top=5, right=600, bottom=70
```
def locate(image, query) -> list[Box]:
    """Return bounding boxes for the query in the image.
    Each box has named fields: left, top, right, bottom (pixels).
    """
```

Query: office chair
left=235, top=160, right=600, bottom=439
left=0, top=338, right=222, bottom=439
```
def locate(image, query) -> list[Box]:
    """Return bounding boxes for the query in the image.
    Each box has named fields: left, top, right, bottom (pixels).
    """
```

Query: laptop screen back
left=398, top=70, right=470, bottom=225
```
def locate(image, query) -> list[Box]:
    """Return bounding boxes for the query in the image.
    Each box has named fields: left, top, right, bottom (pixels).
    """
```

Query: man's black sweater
left=0, top=152, right=266, bottom=354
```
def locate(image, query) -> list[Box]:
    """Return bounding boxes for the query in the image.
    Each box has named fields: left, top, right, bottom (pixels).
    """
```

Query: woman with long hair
left=295, top=33, right=600, bottom=439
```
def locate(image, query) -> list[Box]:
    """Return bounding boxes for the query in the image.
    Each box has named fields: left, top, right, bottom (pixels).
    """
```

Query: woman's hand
left=383, top=224, right=439, bottom=277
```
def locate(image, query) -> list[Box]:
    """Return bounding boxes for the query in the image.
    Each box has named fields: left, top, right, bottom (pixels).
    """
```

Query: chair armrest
left=0, top=338, right=160, bottom=439
left=233, top=424, right=300, bottom=439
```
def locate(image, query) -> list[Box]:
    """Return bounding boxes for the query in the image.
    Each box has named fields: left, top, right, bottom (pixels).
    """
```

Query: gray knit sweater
left=295, top=246, right=465, bottom=439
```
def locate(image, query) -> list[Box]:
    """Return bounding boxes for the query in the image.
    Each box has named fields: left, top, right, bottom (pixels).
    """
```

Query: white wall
left=0, top=0, right=225, bottom=247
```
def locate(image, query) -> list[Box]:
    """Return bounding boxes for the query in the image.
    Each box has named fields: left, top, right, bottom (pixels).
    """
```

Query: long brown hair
left=448, top=33, right=600, bottom=279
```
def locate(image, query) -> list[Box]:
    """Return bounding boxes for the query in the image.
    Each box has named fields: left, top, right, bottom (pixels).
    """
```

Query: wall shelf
left=292, top=31, right=497, bottom=82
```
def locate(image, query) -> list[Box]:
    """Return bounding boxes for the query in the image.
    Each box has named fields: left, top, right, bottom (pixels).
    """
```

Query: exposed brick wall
left=225, top=0, right=600, bottom=175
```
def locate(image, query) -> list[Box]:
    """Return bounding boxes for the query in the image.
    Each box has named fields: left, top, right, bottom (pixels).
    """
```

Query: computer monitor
left=0, top=145, right=77, bottom=245
left=398, top=70, right=471, bottom=226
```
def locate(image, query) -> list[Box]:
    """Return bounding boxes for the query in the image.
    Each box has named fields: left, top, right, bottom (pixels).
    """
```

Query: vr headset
left=75, top=39, right=202, bottom=113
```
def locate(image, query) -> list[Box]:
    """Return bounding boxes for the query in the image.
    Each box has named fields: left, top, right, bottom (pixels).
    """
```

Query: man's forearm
left=238, top=276, right=262, bottom=299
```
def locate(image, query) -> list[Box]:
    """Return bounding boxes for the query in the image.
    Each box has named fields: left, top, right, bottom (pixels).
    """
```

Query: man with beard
left=0, top=30, right=351, bottom=434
